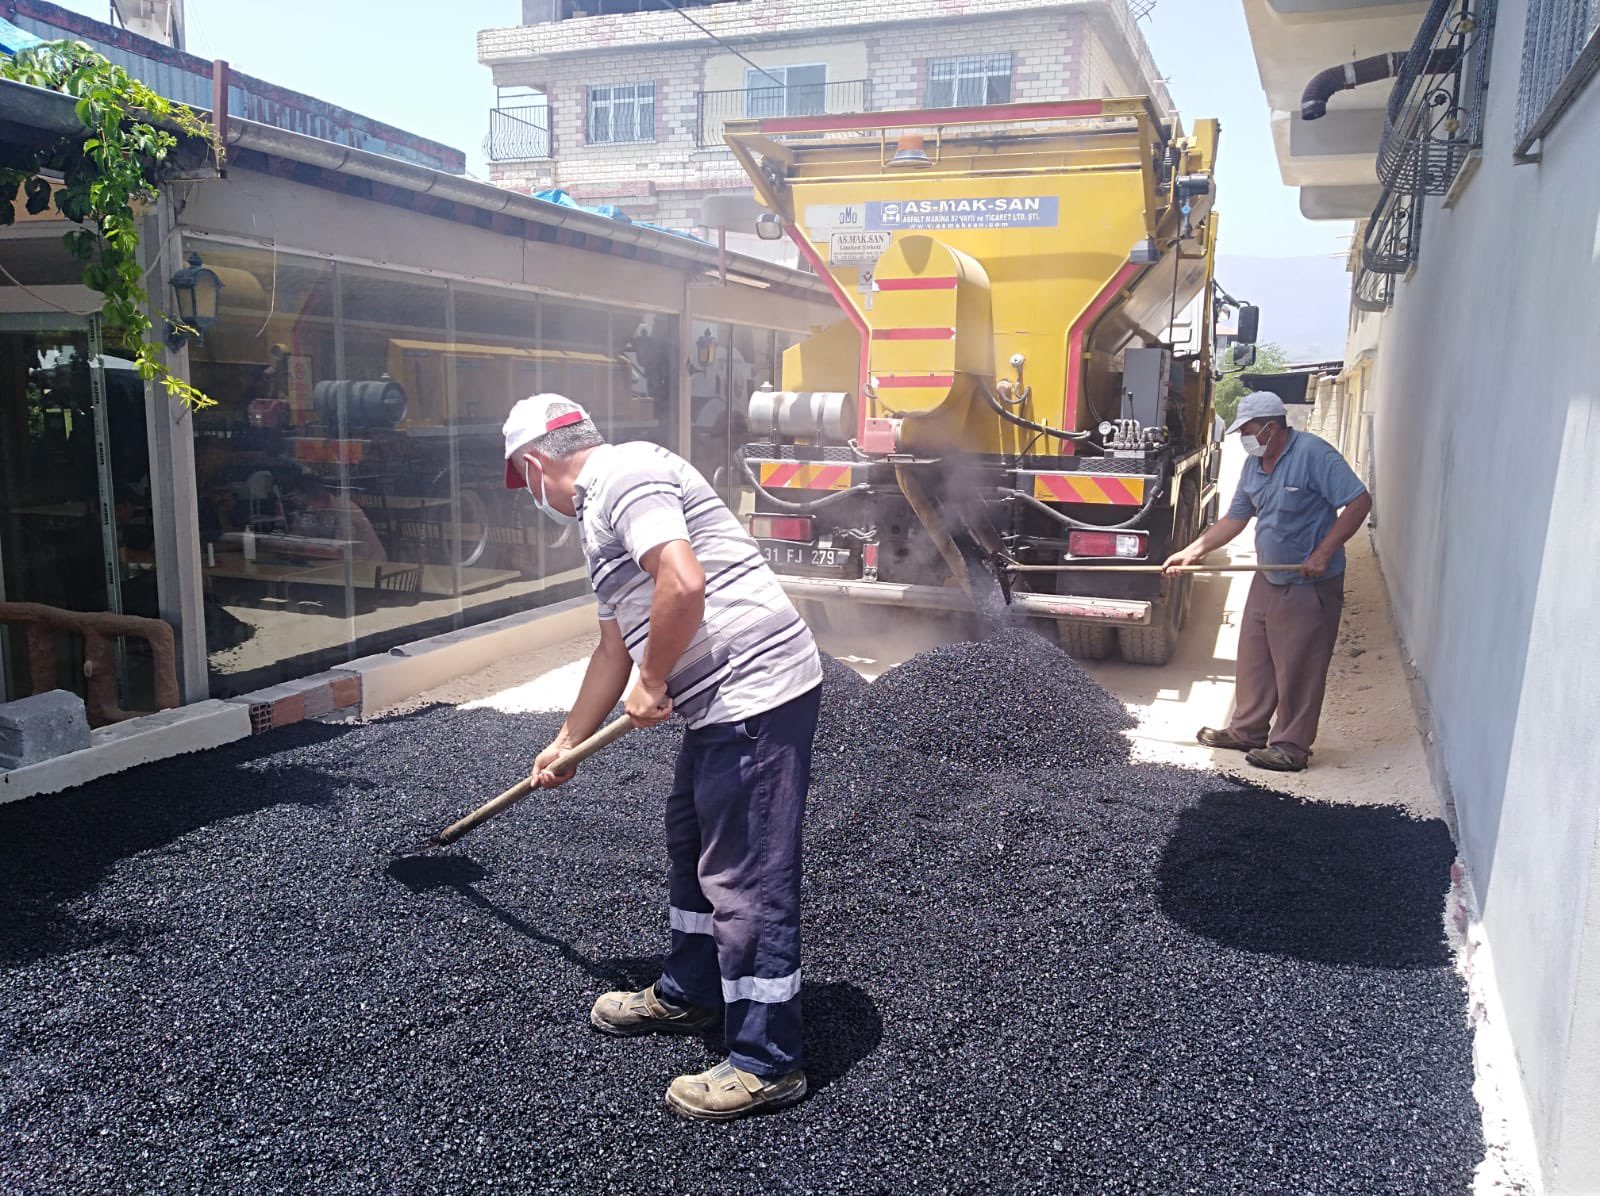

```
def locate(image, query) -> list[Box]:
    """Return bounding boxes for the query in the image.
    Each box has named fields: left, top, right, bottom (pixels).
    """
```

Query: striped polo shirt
left=574, top=442, right=822, bottom=730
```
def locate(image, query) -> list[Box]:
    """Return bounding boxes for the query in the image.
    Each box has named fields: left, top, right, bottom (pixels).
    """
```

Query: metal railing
left=1354, top=187, right=1423, bottom=311
left=485, top=104, right=553, bottom=162
left=1377, top=0, right=1497, bottom=196
left=1514, top=0, right=1600, bottom=157
left=696, top=79, right=871, bottom=147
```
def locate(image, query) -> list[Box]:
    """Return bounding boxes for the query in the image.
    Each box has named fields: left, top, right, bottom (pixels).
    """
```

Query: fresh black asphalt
left=0, top=631, right=1480, bottom=1192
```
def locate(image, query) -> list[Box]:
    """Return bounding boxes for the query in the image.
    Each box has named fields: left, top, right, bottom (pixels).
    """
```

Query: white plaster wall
left=1365, top=0, right=1600, bottom=1187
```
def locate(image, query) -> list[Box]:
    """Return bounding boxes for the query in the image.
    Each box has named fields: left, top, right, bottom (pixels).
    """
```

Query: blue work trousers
left=655, top=684, right=820, bottom=1076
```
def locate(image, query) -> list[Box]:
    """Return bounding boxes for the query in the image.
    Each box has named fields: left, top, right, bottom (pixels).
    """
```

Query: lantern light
left=165, top=252, right=224, bottom=350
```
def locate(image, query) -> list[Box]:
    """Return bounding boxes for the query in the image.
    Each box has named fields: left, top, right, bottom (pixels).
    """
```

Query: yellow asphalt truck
left=725, top=97, right=1257, bottom=664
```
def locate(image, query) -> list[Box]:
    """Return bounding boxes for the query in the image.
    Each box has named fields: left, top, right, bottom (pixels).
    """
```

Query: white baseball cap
left=1225, top=390, right=1288, bottom=436
left=502, top=394, right=592, bottom=489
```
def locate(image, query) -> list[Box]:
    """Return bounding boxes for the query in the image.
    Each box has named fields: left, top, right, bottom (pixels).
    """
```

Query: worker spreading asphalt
left=0, top=629, right=1480, bottom=1191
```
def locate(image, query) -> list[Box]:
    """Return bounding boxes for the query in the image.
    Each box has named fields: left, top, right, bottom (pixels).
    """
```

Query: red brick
left=330, top=676, right=362, bottom=710
left=270, top=694, right=306, bottom=729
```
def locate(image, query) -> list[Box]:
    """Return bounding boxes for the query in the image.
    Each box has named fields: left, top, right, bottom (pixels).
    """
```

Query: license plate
left=757, top=540, right=856, bottom=577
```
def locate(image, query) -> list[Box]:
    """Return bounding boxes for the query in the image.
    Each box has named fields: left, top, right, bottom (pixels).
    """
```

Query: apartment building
left=1243, top=0, right=1600, bottom=1189
left=478, top=0, right=1174, bottom=253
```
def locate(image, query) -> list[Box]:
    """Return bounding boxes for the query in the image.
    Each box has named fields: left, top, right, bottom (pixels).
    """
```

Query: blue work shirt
left=1226, top=429, right=1367, bottom=585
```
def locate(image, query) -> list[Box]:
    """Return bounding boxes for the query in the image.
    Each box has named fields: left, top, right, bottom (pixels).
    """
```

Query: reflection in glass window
left=688, top=321, right=735, bottom=504
left=182, top=241, right=685, bottom=696
left=0, top=316, right=158, bottom=710
left=186, top=245, right=343, bottom=697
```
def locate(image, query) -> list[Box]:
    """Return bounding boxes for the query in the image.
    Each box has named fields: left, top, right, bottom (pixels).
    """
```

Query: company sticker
left=866, top=196, right=1060, bottom=230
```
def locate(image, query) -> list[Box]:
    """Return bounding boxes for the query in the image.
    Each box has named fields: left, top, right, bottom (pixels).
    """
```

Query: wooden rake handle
left=1002, top=562, right=1305, bottom=575
left=427, top=713, right=634, bottom=849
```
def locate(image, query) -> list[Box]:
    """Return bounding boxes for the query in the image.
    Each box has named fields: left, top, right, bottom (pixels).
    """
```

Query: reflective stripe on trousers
left=656, top=683, right=820, bottom=1077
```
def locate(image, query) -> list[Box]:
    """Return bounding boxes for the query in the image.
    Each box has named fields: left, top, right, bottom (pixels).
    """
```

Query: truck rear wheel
left=1116, top=580, right=1189, bottom=666
left=1057, top=621, right=1116, bottom=660
left=1120, top=481, right=1200, bottom=666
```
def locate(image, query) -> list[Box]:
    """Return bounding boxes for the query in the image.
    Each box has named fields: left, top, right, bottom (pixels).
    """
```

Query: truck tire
left=1117, top=596, right=1180, bottom=665
left=1057, top=621, right=1116, bottom=661
left=1118, top=483, right=1197, bottom=666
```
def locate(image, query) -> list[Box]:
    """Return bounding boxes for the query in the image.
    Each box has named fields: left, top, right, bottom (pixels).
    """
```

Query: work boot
left=1197, top=726, right=1265, bottom=753
left=664, top=1060, right=807, bottom=1122
left=589, top=982, right=719, bottom=1038
left=1246, top=744, right=1309, bottom=772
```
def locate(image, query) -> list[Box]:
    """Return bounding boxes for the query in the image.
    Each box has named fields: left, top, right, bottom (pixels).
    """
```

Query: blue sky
left=48, top=0, right=1350, bottom=260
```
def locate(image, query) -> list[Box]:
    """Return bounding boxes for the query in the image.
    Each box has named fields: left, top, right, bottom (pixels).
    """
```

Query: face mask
left=525, top=458, right=577, bottom=525
left=1241, top=424, right=1273, bottom=458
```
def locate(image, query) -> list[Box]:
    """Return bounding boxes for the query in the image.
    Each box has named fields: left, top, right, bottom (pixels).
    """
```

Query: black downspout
left=1300, top=48, right=1463, bottom=120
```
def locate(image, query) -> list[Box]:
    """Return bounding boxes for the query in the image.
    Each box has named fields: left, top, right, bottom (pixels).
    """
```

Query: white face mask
left=524, top=457, right=577, bottom=525
left=1240, top=424, right=1274, bottom=458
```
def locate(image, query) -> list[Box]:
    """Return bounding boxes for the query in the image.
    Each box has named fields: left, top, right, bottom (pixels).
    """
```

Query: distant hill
left=1216, top=254, right=1352, bottom=363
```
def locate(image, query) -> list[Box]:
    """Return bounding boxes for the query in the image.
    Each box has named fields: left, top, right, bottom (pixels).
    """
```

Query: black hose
left=1001, top=482, right=1165, bottom=533
left=1301, top=47, right=1461, bottom=120
left=737, top=452, right=872, bottom=513
left=980, top=384, right=1093, bottom=443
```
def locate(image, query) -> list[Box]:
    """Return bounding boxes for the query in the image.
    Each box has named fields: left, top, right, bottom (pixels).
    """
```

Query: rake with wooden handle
left=1001, top=562, right=1306, bottom=574
left=403, top=713, right=634, bottom=855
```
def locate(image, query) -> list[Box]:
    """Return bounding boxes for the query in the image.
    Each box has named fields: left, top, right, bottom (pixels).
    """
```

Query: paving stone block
left=0, top=690, right=92, bottom=770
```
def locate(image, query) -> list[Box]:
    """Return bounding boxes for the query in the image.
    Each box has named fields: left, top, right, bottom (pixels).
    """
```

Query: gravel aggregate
left=0, top=629, right=1479, bottom=1193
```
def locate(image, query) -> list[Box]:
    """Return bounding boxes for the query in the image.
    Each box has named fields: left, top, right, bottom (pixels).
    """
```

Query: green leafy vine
left=1, top=41, right=222, bottom=408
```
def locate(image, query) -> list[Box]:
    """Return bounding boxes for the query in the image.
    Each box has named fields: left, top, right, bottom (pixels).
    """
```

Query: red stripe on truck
left=876, top=374, right=956, bottom=388
left=871, top=327, right=956, bottom=340
left=875, top=277, right=959, bottom=291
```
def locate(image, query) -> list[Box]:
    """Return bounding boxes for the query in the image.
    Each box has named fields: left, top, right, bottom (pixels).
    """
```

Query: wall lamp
left=165, top=252, right=223, bottom=351
left=689, top=326, right=719, bottom=374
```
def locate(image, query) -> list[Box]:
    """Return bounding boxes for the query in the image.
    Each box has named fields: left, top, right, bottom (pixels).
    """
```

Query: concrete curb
left=226, top=596, right=596, bottom=730
left=0, top=700, right=253, bottom=804
left=0, top=598, right=598, bottom=804
left=340, top=596, right=597, bottom=717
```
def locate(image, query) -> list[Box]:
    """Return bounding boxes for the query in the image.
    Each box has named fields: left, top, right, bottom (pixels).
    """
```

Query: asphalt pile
left=0, top=629, right=1481, bottom=1193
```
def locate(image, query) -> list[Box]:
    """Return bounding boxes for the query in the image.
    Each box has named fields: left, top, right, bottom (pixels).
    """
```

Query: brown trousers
left=1227, top=573, right=1345, bottom=763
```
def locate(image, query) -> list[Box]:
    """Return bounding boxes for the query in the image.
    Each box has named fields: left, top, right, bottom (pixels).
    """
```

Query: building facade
left=478, top=0, right=1174, bottom=251
left=1244, top=1, right=1600, bottom=1190
left=0, top=80, right=834, bottom=719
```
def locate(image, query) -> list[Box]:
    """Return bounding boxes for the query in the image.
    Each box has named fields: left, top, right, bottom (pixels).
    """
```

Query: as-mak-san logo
left=868, top=196, right=1059, bottom=230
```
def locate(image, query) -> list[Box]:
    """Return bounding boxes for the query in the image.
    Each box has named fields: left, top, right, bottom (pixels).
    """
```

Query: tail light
left=1068, top=530, right=1147, bottom=558
left=863, top=543, right=879, bottom=571
left=749, top=515, right=814, bottom=543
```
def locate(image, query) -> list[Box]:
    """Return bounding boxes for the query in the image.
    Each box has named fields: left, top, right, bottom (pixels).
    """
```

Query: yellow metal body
left=727, top=100, right=1221, bottom=457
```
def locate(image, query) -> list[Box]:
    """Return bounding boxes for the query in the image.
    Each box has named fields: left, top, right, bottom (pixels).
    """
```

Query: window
left=744, top=64, right=827, bottom=118
left=926, top=54, right=1013, bottom=108
left=588, top=83, right=655, bottom=144
left=1515, top=0, right=1600, bottom=156
left=563, top=0, right=736, bottom=15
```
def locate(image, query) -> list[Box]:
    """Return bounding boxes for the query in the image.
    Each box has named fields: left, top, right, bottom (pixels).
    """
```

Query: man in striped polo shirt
left=502, top=394, right=823, bottom=1121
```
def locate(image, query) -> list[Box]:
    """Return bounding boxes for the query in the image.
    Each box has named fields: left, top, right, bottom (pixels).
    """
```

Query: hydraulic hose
left=738, top=452, right=871, bottom=513
left=1001, top=481, right=1165, bottom=533
left=979, top=384, right=1093, bottom=444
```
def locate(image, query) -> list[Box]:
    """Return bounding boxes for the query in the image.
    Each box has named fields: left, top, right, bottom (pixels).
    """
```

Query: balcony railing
left=696, top=79, right=872, bottom=148
left=1354, top=187, right=1423, bottom=312
left=1376, top=0, right=1497, bottom=196
left=486, top=104, right=552, bottom=162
